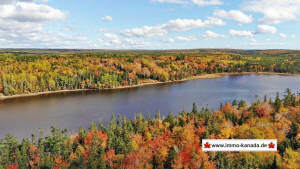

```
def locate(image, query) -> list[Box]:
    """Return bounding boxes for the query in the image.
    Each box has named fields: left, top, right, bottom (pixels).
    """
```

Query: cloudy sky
left=0, top=0, right=299, bottom=49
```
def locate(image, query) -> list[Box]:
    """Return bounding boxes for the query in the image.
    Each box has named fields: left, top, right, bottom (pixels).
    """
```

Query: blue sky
left=0, top=0, right=299, bottom=49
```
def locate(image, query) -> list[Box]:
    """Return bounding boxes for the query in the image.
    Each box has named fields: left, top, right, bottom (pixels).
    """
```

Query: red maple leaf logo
left=204, top=142, right=211, bottom=148
left=268, top=142, right=275, bottom=149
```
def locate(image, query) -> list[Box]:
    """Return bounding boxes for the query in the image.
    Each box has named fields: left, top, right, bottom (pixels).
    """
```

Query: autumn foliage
left=0, top=90, right=299, bottom=169
left=0, top=51, right=299, bottom=96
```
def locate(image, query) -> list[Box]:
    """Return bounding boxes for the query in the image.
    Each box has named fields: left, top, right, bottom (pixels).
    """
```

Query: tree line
left=0, top=52, right=299, bottom=96
left=0, top=89, right=299, bottom=169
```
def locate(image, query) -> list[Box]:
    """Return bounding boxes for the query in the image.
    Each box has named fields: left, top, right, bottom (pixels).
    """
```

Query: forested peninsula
left=0, top=49, right=299, bottom=99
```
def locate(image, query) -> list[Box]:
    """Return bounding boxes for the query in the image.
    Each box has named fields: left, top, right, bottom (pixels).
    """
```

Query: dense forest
left=0, top=89, right=299, bottom=169
left=0, top=50, right=299, bottom=96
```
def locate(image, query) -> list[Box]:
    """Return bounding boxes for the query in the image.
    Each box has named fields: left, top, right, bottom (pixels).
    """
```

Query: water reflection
left=0, top=74, right=299, bottom=139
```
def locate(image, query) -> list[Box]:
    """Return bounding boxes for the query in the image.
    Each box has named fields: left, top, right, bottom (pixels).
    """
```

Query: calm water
left=0, top=74, right=299, bottom=139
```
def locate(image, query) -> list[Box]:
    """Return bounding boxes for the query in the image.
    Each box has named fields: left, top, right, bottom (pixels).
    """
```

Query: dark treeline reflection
left=0, top=74, right=299, bottom=138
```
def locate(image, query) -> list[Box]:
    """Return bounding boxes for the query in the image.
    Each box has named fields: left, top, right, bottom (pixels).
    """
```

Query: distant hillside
left=0, top=48, right=299, bottom=56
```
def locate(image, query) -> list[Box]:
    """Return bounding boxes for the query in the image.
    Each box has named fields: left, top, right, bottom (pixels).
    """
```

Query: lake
left=0, top=74, right=299, bottom=139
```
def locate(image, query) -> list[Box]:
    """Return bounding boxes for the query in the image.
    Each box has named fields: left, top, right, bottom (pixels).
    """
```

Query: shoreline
left=0, top=72, right=298, bottom=101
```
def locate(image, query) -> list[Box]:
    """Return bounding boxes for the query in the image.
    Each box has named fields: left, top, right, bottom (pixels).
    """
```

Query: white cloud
left=0, top=0, right=12, bottom=4
left=229, top=29, right=254, bottom=38
left=201, top=30, right=226, bottom=39
left=98, top=28, right=110, bottom=33
left=0, top=2, right=66, bottom=22
left=98, top=38, right=104, bottom=43
left=243, top=0, right=300, bottom=24
left=0, top=28, right=89, bottom=48
left=104, top=33, right=121, bottom=45
left=0, top=1, right=91, bottom=48
left=124, top=38, right=152, bottom=47
left=151, top=0, right=188, bottom=4
left=122, top=26, right=167, bottom=38
left=255, top=25, right=277, bottom=34
left=279, top=33, right=287, bottom=38
left=0, top=0, right=49, bottom=4
left=175, top=36, right=197, bottom=41
left=229, top=25, right=277, bottom=39
left=151, top=0, right=223, bottom=6
left=121, top=17, right=225, bottom=38
left=101, top=16, right=113, bottom=22
left=101, top=33, right=153, bottom=48
left=291, top=34, right=296, bottom=38
left=192, top=0, right=223, bottom=6
left=213, top=10, right=253, bottom=24
left=164, top=17, right=225, bottom=32
left=21, top=0, right=50, bottom=2
left=251, top=38, right=257, bottom=42
left=249, top=41, right=286, bottom=46
left=160, top=36, right=197, bottom=43
left=103, top=33, right=119, bottom=40
left=161, top=38, right=175, bottom=43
